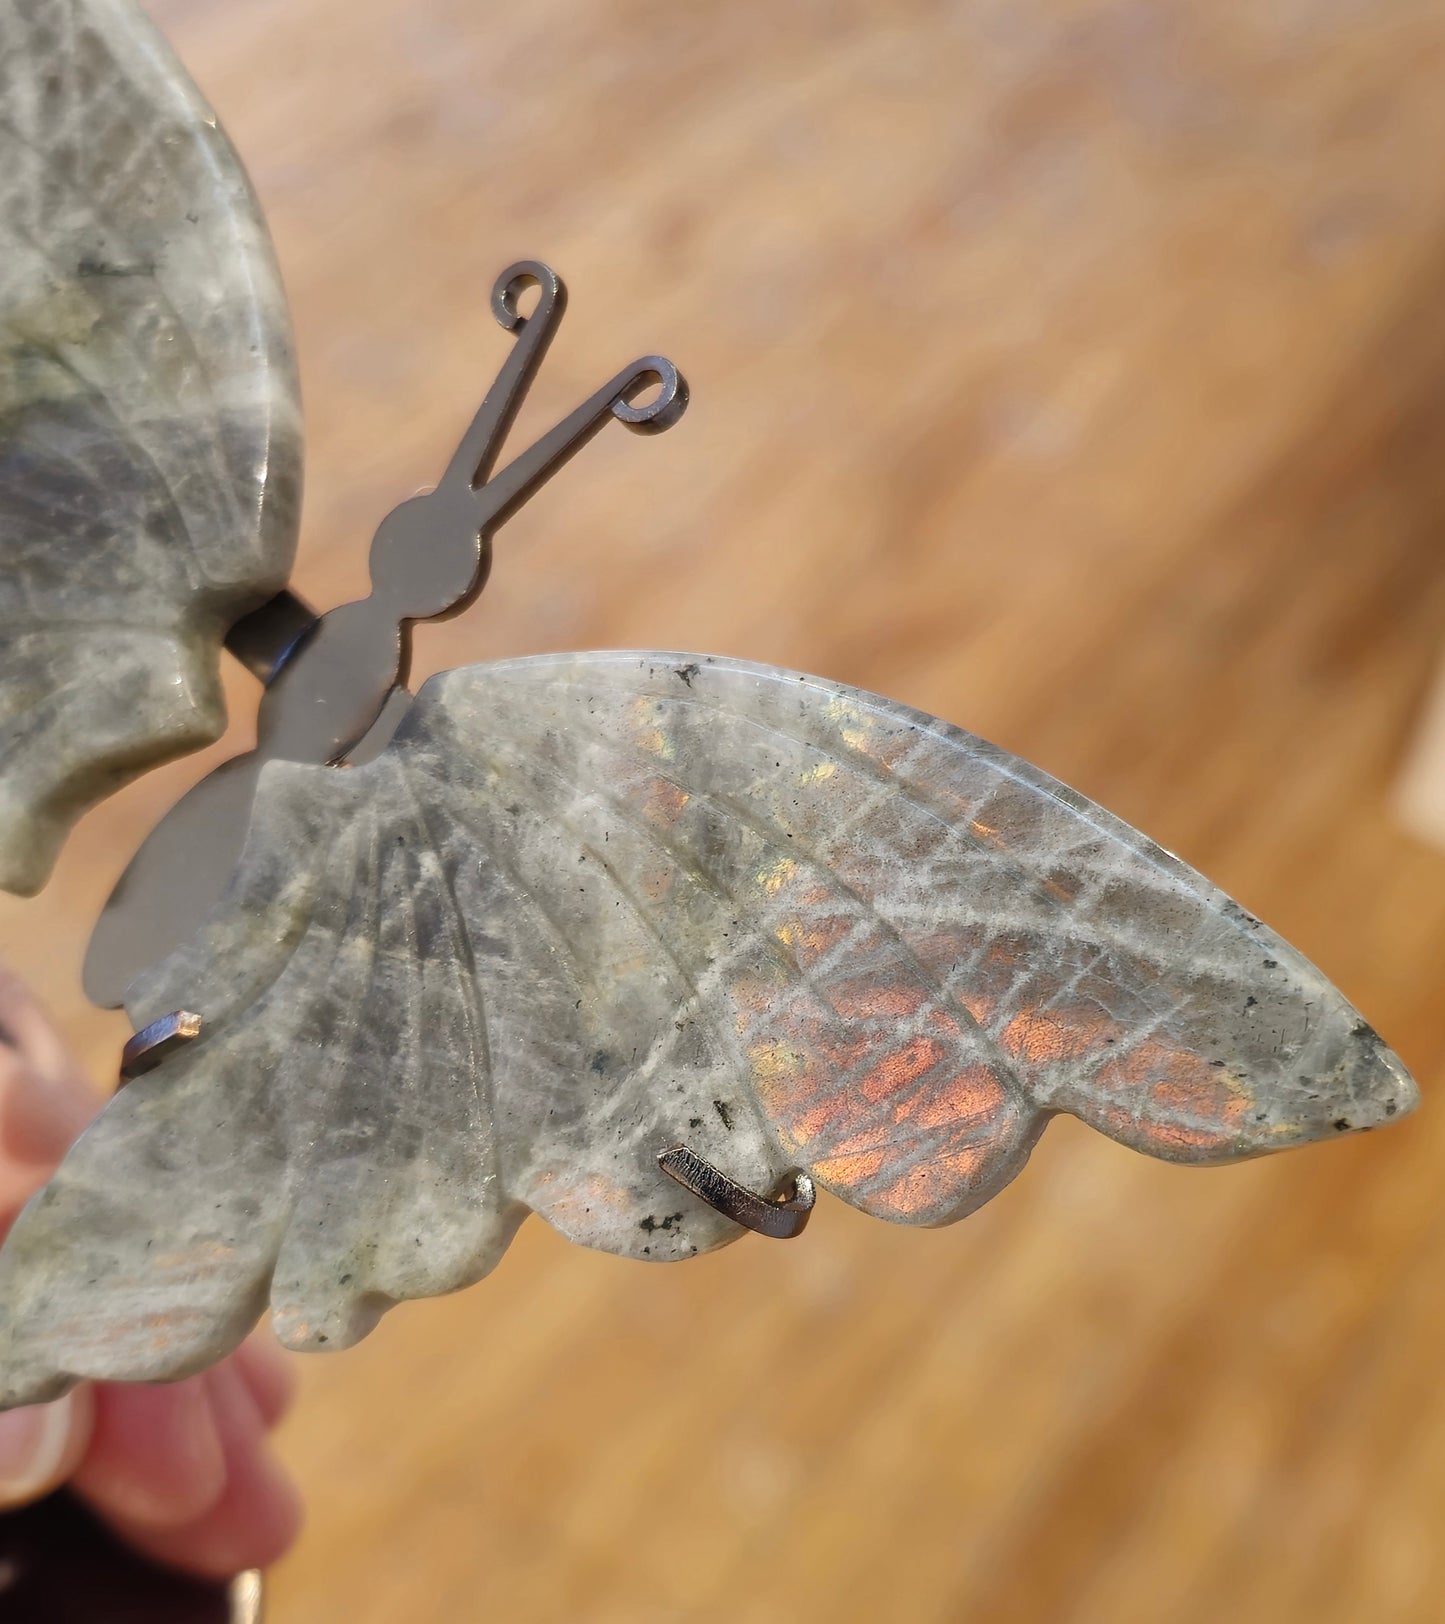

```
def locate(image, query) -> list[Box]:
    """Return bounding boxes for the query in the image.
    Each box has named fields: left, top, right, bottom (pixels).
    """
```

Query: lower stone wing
left=0, top=651, right=1413, bottom=1404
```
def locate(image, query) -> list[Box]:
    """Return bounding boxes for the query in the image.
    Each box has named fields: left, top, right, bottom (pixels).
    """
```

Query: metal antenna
left=85, top=262, right=688, bottom=1009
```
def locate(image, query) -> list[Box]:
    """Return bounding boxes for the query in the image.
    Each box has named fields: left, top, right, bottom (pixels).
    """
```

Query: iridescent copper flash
left=0, top=654, right=1416, bottom=1407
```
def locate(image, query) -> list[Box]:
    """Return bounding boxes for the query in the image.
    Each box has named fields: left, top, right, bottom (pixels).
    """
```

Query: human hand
left=0, top=968, right=301, bottom=1578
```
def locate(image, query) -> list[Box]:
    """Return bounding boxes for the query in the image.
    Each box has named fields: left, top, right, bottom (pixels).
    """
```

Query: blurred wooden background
left=4, top=0, right=1445, bottom=1617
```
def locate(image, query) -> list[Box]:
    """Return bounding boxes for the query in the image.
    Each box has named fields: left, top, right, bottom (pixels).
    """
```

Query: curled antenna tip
left=612, top=356, right=689, bottom=435
left=491, top=260, right=565, bottom=332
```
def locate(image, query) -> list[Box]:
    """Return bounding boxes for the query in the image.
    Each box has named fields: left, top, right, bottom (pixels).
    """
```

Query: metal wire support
left=118, top=1010, right=203, bottom=1085
left=657, top=1145, right=815, bottom=1239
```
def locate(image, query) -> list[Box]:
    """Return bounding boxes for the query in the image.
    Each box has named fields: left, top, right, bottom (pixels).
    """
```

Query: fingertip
left=97, top=1362, right=302, bottom=1578
left=72, top=1376, right=226, bottom=1529
left=93, top=1444, right=303, bottom=1581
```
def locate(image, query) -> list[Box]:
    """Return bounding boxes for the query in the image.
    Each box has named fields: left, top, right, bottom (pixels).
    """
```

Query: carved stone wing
left=0, top=0, right=301, bottom=894
left=0, top=653, right=1415, bottom=1404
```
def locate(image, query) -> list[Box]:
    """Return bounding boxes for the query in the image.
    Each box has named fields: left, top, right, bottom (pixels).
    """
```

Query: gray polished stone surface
left=0, top=0, right=301, bottom=894
left=0, top=653, right=1416, bottom=1405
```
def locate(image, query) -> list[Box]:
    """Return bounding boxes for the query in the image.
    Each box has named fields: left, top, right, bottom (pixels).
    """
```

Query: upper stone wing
left=0, top=652, right=1414, bottom=1404
left=0, top=0, right=301, bottom=894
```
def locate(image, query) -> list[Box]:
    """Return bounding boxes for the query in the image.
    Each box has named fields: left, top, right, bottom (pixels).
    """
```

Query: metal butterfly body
left=0, top=0, right=1418, bottom=1408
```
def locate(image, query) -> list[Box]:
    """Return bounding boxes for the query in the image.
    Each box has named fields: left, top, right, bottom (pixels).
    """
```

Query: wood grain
left=4, top=0, right=1445, bottom=1617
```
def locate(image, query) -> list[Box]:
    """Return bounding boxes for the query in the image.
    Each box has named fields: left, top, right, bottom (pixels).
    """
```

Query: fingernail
left=0, top=1395, right=75, bottom=1504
